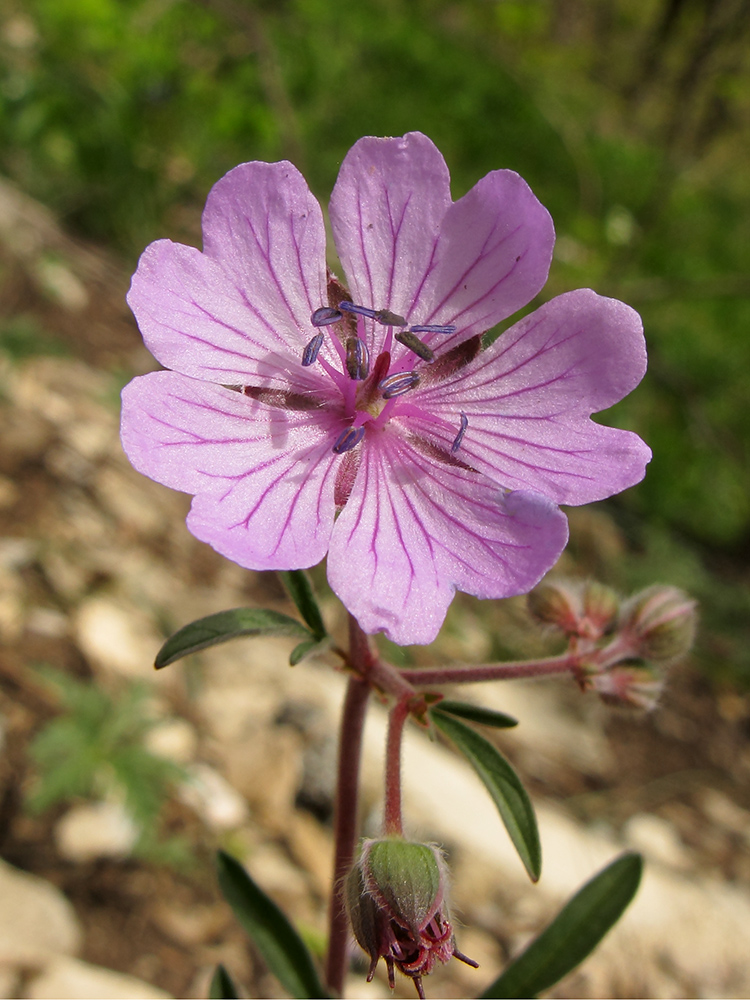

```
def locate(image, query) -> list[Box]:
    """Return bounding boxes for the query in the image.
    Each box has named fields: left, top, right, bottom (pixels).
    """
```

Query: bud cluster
left=345, top=837, right=477, bottom=998
left=528, top=579, right=697, bottom=711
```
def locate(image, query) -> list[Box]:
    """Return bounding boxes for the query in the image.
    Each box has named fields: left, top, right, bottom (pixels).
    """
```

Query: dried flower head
left=345, top=838, right=477, bottom=997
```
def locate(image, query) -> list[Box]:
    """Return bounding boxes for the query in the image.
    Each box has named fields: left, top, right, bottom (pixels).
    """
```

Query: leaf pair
left=154, top=570, right=327, bottom=669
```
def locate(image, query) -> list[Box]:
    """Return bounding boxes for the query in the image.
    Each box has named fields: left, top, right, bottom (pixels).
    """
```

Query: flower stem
left=383, top=698, right=410, bottom=836
left=398, top=652, right=578, bottom=687
left=325, top=621, right=372, bottom=998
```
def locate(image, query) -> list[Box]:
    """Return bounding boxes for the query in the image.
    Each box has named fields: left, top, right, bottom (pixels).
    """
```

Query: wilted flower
left=345, top=837, right=477, bottom=997
left=121, top=132, right=650, bottom=644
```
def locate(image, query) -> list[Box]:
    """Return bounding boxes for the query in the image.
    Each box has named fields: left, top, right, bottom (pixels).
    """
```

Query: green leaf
left=209, top=963, right=238, bottom=1000
left=430, top=709, right=541, bottom=881
left=216, top=850, right=328, bottom=999
left=155, top=609, right=313, bottom=668
left=289, top=637, right=330, bottom=666
left=480, top=852, right=643, bottom=999
left=435, top=700, right=518, bottom=729
left=279, top=570, right=327, bottom=639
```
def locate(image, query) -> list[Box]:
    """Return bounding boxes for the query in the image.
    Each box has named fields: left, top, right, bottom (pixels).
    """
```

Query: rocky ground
left=1, top=175, right=750, bottom=1000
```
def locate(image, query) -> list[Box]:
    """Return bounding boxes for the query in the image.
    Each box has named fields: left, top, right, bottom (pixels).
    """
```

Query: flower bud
left=619, top=585, right=697, bottom=663
left=528, top=579, right=619, bottom=640
left=527, top=580, right=582, bottom=635
left=590, top=663, right=663, bottom=711
left=346, top=838, right=477, bottom=997
left=581, top=580, right=620, bottom=637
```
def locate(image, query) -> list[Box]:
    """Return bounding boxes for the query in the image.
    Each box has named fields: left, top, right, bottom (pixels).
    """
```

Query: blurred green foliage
left=27, top=667, right=191, bottom=865
left=1, top=0, right=748, bottom=679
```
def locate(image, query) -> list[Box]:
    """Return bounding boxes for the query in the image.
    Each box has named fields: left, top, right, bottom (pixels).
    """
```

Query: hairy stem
left=399, top=652, right=579, bottom=687
left=383, top=698, right=410, bottom=836
left=325, top=620, right=372, bottom=997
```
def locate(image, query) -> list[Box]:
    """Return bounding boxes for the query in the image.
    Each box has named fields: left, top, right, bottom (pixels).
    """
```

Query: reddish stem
left=383, top=698, right=410, bottom=836
left=324, top=620, right=372, bottom=998
left=398, top=652, right=578, bottom=687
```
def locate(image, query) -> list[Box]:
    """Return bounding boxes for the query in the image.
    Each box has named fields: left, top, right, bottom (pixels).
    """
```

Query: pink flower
left=121, top=132, right=650, bottom=645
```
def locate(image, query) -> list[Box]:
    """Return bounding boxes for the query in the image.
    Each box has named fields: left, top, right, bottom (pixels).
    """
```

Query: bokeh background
left=1, top=1, right=749, bottom=998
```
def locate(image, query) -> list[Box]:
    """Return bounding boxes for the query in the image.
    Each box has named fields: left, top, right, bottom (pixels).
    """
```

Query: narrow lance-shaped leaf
left=289, top=637, right=330, bottom=666
left=480, top=851, right=644, bottom=999
left=435, top=700, right=518, bottom=729
left=279, top=570, right=327, bottom=639
left=216, top=850, right=328, bottom=999
left=155, top=608, right=312, bottom=668
left=209, top=964, right=239, bottom=1000
left=430, top=708, right=541, bottom=881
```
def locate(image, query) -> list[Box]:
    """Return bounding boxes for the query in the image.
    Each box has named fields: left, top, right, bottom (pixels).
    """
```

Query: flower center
left=304, top=302, right=467, bottom=455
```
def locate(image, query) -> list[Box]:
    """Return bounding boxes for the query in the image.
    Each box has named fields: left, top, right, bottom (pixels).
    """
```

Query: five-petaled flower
left=121, top=132, right=650, bottom=645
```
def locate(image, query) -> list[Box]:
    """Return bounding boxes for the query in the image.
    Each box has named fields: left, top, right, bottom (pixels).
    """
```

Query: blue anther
left=338, top=301, right=379, bottom=319
left=301, top=333, right=324, bottom=366
left=375, top=309, right=407, bottom=327
left=378, top=371, right=420, bottom=399
left=451, top=412, right=469, bottom=453
left=345, top=336, right=370, bottom=380
left=333, top=425, right=366, bottom=454
left=311, top=306, right=342, bottom=327
left=409, top=324, right=457, bottom=335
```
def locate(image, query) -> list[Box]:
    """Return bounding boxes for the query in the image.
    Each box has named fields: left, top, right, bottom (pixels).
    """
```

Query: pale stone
left=60, top=417, right=115, bottom=461
left=178, top=763, right=250, bottom=831
left=243, top=842, right=314, bottom=916
left=151, top=901, right=227, bottom=948
left=0, top=858, right=82, bottom=965
left=0, top=967, right=19, bottom=998
left=26, top=956, right=171, bottom=999
left=94, top=467, right=172, bottom=536
left=0, top=538, right=36, bottom=571
left=54, top=801, right=139, bottom=863
left=144, top=718, right=198, bottom=765
left=74, top=597, right=162, bottom=678
left=26, top=606, right=68, bottom=638
left=0, top=473, right=20, bottom=509
left=623, top=812, right=693, bottom=870
left=699, top=788, right=750, bottom=840
left=33, top=258, right=89, bottom=311
left=286, top=811, right=333, bottom=899
left=221, top=727, right=303, bottom=832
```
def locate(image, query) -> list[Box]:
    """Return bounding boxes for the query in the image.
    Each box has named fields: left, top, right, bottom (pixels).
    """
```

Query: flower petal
left=121, top=371, right=341, bottom=568
left=326, top=434, right=568, bottom=645
left=329, top=132, right=553, bottom=361
left=127, top=161, right=328, bottom=383
left=416, top=169, right=554, bottom=349
left=329, top=132, right=451, bottom=336
left=412, top=289, right=652, bottom=505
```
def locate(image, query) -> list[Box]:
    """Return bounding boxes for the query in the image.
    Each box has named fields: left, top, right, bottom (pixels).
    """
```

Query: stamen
left=395, top=330, right=435, bottom=363
left=301, top=332, right=324, bottom=366
left=339, top=301, right=378, bottom=319
left=379, top=371, right=420, bottom=399
left=375, top=308, right=407, bottom=327
left=345, top=336, right=370, bottom=380
left=333, top=425, right=366, bottom=454
left=409, top=324, right=457, bottom=335
left=311, top=306, right=342, bottom=326
left=451, top=412, right=469, bottom=453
